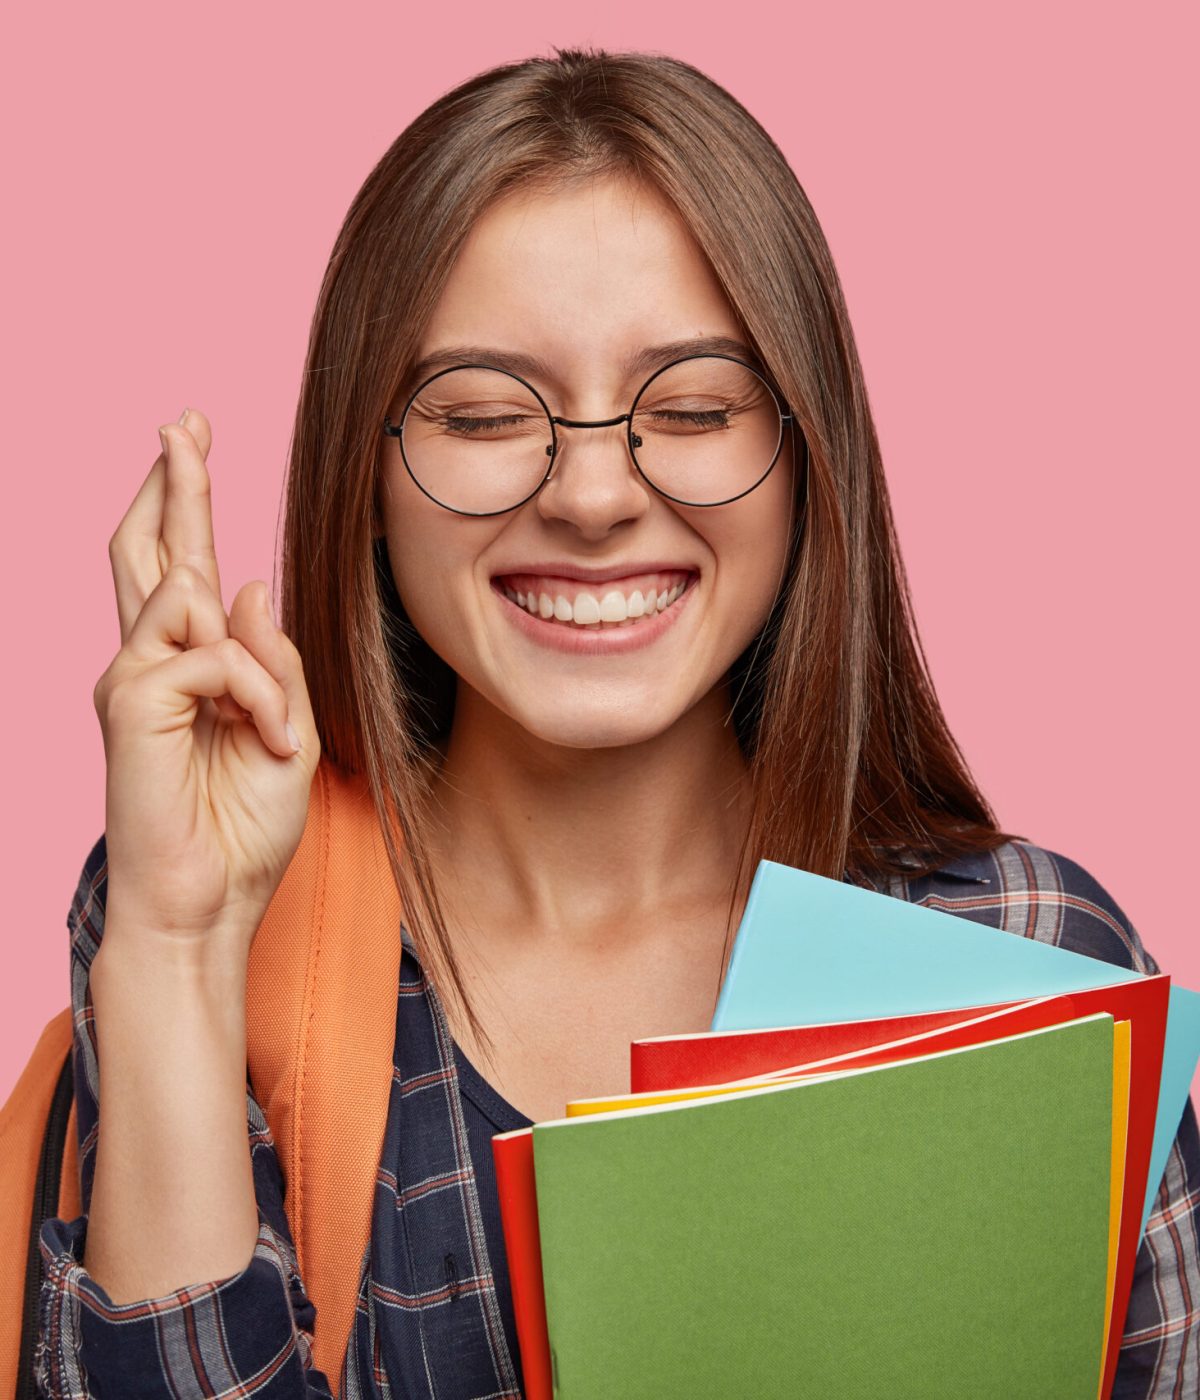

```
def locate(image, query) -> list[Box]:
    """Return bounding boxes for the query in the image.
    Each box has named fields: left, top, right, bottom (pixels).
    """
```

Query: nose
left=534, top=414, right=652, bottom=536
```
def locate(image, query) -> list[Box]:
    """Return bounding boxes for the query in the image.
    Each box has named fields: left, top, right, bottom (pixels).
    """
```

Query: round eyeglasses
left=381, top=352, right=804, bottom=517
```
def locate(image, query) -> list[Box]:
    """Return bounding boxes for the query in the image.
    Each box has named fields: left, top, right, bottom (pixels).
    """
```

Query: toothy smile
left=493, top=570, right=697, bottom=628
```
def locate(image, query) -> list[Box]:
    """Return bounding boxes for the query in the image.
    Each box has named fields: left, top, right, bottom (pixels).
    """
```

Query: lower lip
left=490, top=576, right=699, bottom=655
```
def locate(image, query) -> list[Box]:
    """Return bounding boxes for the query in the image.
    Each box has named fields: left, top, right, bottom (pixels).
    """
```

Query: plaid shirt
left=35, top=832, right=1200, bottom=1398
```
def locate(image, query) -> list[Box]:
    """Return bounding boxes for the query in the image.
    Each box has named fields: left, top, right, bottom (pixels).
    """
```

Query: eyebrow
left=403, top=334, right=763, bottom=391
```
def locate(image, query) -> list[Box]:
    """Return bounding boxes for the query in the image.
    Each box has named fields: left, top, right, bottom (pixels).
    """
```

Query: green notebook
left=532, top=1014, right=1115, bottom=1399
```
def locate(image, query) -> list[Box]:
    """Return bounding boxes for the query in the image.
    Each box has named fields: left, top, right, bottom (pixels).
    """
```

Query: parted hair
left=277, top=44, right=1021, bottom=1063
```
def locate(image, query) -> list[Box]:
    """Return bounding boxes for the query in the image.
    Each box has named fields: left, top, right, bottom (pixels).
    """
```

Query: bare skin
left=377, top=172, right=797, bottom=1120
left=432, top=886, right=752, bottom=1126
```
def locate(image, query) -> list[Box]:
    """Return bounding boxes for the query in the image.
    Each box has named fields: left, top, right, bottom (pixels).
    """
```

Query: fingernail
left=178, top=407, right=189, bottom=426
left=158, top=427, right=169, bottom=457
left=286, top=721, right=301, bottom=754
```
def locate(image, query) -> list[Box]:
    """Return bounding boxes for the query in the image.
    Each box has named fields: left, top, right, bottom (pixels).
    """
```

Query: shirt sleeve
left=1045, top=848, right=1200, bottom=1400
left=34, top=833, right=337, bottom=1400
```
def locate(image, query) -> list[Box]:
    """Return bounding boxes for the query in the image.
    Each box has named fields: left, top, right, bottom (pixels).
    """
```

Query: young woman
left=36, top=46, right=1199, bottom=1399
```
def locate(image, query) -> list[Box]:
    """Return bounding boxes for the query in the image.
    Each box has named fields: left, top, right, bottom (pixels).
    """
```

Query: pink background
left=3, top=3, right=1197, bottom=1106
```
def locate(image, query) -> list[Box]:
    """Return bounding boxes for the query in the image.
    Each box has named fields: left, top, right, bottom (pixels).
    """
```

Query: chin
left=507, top=704, right=677, bottom=752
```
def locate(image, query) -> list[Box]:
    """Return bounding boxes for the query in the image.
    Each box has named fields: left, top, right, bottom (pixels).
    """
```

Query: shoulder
left=888, top=837, right=1161, bottom=977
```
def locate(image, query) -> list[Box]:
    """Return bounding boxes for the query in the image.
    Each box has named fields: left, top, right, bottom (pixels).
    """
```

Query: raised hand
left=93, top=408, right=321, bottom=968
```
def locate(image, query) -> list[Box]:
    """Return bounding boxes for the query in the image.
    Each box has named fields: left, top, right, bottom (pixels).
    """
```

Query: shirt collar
left=887, top=846, right=993, bottom=883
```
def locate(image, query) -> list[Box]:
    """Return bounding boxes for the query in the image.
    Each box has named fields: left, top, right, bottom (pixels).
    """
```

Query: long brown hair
left=278, top=45, right=1023, bottom=1062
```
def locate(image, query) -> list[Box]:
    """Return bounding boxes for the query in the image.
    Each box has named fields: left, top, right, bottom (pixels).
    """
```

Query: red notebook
left=492, top=1127, right=550, bottom=1400
left=630, top=997, right=1030, bottom=1091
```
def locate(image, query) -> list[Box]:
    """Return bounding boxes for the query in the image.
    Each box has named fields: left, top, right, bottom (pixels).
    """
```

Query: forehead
left=462, top=173, right=697, bottom=271
left=415, top=175, right=746, bottom=392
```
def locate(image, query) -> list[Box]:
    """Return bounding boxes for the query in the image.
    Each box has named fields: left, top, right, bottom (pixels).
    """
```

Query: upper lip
left=490, top=560, right=699, bottom=584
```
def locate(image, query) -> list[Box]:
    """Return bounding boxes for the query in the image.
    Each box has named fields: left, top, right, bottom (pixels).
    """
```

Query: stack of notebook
left=492, top=860, right=1200, bottom=1400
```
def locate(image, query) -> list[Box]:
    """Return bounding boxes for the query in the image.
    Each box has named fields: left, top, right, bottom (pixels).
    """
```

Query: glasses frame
left=381, top=351, right=807, bottom=517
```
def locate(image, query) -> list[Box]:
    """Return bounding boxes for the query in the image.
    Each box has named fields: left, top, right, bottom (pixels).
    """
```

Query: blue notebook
left=712, top=858, right=1200, bottom=1238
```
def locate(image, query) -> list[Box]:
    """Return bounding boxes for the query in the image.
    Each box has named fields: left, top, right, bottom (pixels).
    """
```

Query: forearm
left=82, top=927, right=258, bottom=1303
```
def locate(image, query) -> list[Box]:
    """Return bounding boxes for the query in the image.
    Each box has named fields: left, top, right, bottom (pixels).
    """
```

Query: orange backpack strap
left=0, top=1006, right=82, bottom=1397
left=246, top=756, right=403, bottom=1386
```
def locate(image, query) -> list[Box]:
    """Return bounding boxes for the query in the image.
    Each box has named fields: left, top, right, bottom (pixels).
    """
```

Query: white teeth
left=598, top=589, right=628, bottom=622
left=572, top=592, right=601, bottom=625
left=500, top=576, right=692, bottom=627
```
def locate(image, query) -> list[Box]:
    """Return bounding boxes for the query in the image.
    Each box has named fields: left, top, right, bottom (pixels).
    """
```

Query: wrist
left=92, top=919, right=251, bottom=1017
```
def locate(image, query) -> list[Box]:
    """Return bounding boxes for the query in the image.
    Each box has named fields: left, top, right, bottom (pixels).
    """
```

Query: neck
left=422, top=682, right=755, bottom=956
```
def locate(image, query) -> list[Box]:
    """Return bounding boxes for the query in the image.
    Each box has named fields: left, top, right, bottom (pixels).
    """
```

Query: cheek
left=391, top=535, right=462, bottom=636
left=380, top=478, right=452, bottom=627
left=712, top=471, right=795, bottom=627
left=380, top=486, right=498, bottom=665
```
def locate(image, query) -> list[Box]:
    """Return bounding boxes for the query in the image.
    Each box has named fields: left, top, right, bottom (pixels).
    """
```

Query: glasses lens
left=631, top=356, right=784, bottom=505
left=401, top=367, right=552, bottom=514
